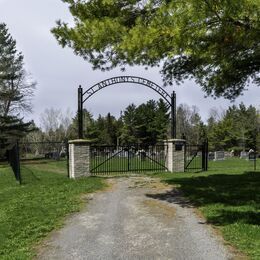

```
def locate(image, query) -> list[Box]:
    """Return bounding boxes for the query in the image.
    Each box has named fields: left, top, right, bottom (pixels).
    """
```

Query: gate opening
left=90, top=143, right=168, bottom=175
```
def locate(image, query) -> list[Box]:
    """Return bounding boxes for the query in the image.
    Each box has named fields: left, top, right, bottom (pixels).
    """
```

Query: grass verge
left=0, top=160, right=105, bottom=259
left=152, top=159, right=260, bottom=259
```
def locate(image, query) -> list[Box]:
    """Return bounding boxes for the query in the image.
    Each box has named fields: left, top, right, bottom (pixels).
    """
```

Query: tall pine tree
left=0, top=23, right=35, bottom=154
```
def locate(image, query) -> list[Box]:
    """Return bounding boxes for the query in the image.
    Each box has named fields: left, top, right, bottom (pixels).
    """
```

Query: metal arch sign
left=78, top=76, right=176, bottom=139
left=82, top=76, right=172, bottom=106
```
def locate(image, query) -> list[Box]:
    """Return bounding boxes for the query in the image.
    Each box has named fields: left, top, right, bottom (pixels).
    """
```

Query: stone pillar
left=68, top=139, right=91, bottom=179
left=165, top=139, right=186, bottom=172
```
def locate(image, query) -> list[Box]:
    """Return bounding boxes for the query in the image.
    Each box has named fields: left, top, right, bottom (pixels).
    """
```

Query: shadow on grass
left=206, top=209, right=260, bottom=225
left=147, top=171, right=260, bottom=226
left=21, top=158, right=67, bottom=164
left=20, top=165, right=41, bottom=184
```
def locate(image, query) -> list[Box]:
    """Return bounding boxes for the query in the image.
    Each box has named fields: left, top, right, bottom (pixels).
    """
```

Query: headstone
left=119, top=150, right=127, bottom=157
left=208, top=152, right=215, bottom=161
left=225, top=151, right=231, bottom=158
left=248, top=149, right=256, bottom=161
left=240, top=151, right=248, bottom=159
left=214, top=151, right=225, bottom=161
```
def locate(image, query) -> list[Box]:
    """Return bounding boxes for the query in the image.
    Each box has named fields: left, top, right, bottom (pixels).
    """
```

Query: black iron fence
left=185, top=141, right=208, bottom=172
left=6, top=142, right=21, bottom=184
left=0, top=141, right=69, bottom=184
left=90, top=144, right=168, bottom=174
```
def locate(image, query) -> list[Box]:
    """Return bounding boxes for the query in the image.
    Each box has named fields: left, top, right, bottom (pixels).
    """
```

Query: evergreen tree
left=93, top=113, right=118, bottom=145
left=0, top=23, right=35, bottom=153
left=120, top=104, right=138, bottom=144
left=153, top=99, right=170, bottom=141
left=0, top=116, right=33, bottom=157
left=104, top=113, right=118, bottom=145
left=0, top=23, right=36, bottom=117
left=135, top=100, right=157, bottom=144
left=67, top=109, right=98, bottom=140
left=120, top=100, right=170, bottom=145
left=207, top=103, right=259, bottom=151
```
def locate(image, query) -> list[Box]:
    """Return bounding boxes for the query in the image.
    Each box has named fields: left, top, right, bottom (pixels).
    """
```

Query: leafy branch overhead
left=52, top=0, right=260, bottom=99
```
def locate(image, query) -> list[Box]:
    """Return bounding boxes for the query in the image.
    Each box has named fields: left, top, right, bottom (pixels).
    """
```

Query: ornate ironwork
left=82, top=76, right=172, bottom=106
left=78, top=76, right=176, bottom=139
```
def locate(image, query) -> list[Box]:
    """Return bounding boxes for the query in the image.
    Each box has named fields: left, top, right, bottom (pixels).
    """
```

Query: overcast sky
left=0, top=0, right=259, bottom=127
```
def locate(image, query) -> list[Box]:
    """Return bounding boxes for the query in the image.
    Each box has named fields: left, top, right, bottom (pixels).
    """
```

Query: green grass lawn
left=152, top=158, right=260, bottom=259
left=1, top=157, right=259, bottom=259
left=0, top=160, right=105, bottom=259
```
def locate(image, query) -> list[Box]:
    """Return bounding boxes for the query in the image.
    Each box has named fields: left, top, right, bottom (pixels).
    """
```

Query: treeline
left=25, top=101, right=260, bottom=152
left=207, top=103, right=260, bottom=152
left=73, top=99, right=169, bottom=145
left=25, top=99, right=170, bottom=145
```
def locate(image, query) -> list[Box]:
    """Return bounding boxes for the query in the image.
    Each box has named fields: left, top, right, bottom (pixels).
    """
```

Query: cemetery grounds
left=0, top=156, right=259, bottom=259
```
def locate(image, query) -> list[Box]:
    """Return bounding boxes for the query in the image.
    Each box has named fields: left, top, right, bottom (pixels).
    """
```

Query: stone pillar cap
left=68, top=139, right=92, bottom=144
left=164, top=139, right=186, bottom=142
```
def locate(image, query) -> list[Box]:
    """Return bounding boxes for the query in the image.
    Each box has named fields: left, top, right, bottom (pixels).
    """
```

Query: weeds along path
left=37, top=177, right=234, bottom=260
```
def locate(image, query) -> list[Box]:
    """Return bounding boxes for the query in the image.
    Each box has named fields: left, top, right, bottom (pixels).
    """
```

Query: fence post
left=254, top=152, right=256, bottom=171
left=16, top=142, right=21, bottom=184
left=78, top=86, right=83, bottom=139
left=202, top=142, right=205, bottom=171
left=164, top=139, right=186, bottom=172
left=206, top=139, right=209, bottom=171
left=66, top=140, right=70, bottom=178
left=202, top=139, right=208, bottom=171
left=68, top=139, right=91, bottom=178
left=8, top=142, right=22, bottom=184
left=127, top=145, right=130, bottom=172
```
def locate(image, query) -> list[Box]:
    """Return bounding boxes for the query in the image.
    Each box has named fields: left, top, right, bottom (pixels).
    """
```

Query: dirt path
left=37, top=177, right=234, bottom=260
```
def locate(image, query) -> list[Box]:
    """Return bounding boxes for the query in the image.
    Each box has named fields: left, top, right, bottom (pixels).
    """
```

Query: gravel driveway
left=37, top=177, right=234, bottom=260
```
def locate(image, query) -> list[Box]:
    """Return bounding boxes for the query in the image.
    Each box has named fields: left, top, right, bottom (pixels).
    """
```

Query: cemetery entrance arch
left=67, top=76, right=208, bottom=177
left=77, top=76, right=176, bottom=139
